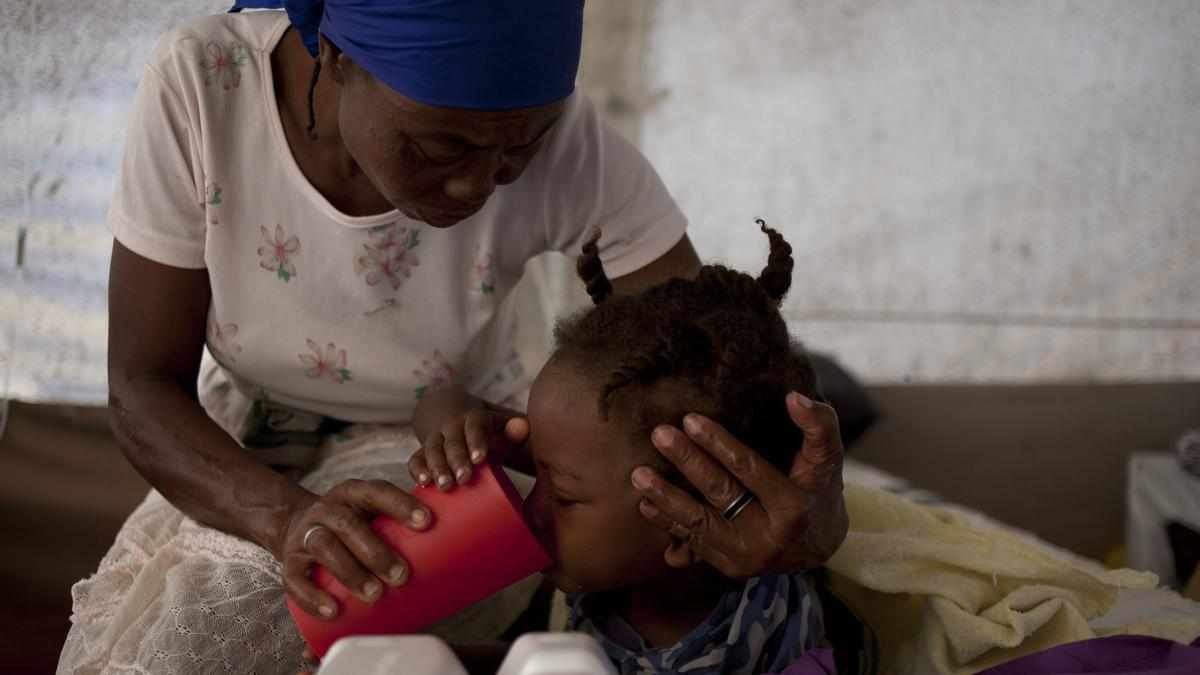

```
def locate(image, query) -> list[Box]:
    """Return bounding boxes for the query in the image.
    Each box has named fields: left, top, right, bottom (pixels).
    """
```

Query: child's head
left=521, top=222, right=820, bottom=594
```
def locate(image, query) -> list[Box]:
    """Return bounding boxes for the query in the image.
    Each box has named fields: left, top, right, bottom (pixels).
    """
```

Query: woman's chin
left=420, top=212, right=463, bottom=228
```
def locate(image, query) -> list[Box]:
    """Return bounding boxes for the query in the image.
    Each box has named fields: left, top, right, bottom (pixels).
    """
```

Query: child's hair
left=552, top=220, right=820, bottom=474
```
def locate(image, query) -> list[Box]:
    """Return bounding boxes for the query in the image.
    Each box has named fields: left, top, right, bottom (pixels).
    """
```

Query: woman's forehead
left=373, top=81, right=564, bottom=144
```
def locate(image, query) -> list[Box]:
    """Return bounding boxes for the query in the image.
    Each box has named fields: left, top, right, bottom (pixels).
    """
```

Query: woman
left=60, top=1, right=847, bottom=672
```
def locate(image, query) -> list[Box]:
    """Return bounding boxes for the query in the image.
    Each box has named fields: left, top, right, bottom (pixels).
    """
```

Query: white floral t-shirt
left=108, top=11, right=687, bottom=431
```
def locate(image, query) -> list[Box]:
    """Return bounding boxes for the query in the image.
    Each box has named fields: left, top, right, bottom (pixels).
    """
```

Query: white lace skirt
left=56, top=425, right=541, bottom=674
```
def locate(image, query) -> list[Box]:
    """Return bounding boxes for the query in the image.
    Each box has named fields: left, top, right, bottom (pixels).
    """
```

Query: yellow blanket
left=826, top=484, right=1200, bottom=674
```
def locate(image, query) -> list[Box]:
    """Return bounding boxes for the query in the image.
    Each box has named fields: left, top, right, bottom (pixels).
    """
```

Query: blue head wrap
left=231, top=0, right=584, bottom=110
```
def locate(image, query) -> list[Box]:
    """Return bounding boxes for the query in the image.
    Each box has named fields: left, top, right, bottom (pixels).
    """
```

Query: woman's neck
left=611, top=565, right=735, bottom=649
left=270, top=28, right=394, bottom=217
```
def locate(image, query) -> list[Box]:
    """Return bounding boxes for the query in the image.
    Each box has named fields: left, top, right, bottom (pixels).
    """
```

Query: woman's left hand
left=631, top=392, right=849, bottom=577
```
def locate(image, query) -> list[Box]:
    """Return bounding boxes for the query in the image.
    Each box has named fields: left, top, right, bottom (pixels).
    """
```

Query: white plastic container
left=496, top=633, right=618, bottom=675
left=317, top=635, right=469, bottom=675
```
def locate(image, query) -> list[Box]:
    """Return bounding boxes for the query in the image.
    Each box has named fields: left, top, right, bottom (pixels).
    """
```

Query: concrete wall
left=638, top=0, right=1200, bottom=383
left=0, top=1, right=229, bottom=404
left=3, top=1, right=1198, bottom=406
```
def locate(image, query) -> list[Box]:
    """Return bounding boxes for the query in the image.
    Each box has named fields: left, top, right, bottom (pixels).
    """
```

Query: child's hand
left=409, top=408, right=530, bottom=491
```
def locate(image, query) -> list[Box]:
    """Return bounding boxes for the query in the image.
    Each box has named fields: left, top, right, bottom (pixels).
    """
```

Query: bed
left=841, top=457, right=1200, bottom=645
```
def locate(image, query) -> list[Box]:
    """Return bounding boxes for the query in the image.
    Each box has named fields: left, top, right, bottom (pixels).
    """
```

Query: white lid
left=497, top=633, right=618, bottom=675
left=318, top=635, right=469, bottom=675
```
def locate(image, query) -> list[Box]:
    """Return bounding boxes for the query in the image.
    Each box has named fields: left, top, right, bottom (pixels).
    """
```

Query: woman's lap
left=57, top=426, right=539, bottom=674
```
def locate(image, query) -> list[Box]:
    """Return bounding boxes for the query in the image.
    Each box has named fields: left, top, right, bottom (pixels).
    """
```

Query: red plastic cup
left=287, top=460, right=552, bottom=657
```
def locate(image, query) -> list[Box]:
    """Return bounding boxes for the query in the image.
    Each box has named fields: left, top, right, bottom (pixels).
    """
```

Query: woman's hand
left=632, top=393, right=848, bottom=577
left=278, top=479, right=433, bottom=620
left=408, top=408, right=530, bottom=490
left=299, top=645, right=319, bottom=675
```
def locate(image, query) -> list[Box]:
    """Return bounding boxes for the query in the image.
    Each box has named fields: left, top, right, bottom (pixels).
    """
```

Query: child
left=411, top=222, right=825, bottom=674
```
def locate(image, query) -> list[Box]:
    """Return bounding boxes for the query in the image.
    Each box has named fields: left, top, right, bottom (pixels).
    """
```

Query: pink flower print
left=258, top=224, right=300, bottom=282
left=201, top=41, right=247, bottom=90
left=356, top=224, right=422, bottom=290
left=413, top=350, right=458, bottom=400
left=479, top=358, right=526, bottom=400
left=299, top=339, right=353, bottom=383
left=472, top=246, right=495, bottom=295
left=207, top=321, right=242, bottom=364
left=205, top=182, right=222, bottom=225
left=205, top=182, right=223, bottom=206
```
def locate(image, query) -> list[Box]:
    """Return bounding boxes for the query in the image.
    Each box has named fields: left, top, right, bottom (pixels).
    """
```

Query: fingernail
left=470, top=450, right=483, bottom=463
left=319, top=604, right=335, bottom=618
left=793, top=393, right=815, bottom=409
left=652, top=426, right=672, bottom=447
left=363, top=580, right=380, bottom=599
left=639, top=499, right=660, bottom=518
left=437, top=475, right=452, bottom=489
left=631, top=467, right=651, bottom=490
left=410, top=509, right=428, bottom=526
left=455, top=467, right=469, bottom=483
left=683, top=414, right=702, bottom=435
left=417, top=473, right=429, bottom=485
left=389, top=564, right=407, bottom=585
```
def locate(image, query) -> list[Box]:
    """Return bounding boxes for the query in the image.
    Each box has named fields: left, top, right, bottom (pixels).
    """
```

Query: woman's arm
left=108, top=241, right=431, bottom=618
left=107, top=240, right=305, bottom=553
left=608, top=234, right=702, bottom=294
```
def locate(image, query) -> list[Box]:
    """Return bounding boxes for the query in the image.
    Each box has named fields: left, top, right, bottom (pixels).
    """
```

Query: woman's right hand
left=278, top=479, right=433, bottom=620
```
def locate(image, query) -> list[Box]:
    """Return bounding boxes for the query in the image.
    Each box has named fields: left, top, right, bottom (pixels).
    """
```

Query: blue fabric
left=568, top=574, right=826, bottom=675
left=230, top=0, right=583, bottom=110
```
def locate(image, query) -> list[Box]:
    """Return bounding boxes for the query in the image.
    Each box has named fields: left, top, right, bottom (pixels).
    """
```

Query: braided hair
left=305, top=57, right=321, bottom=140
left=553, top=220, right=820, bottom=473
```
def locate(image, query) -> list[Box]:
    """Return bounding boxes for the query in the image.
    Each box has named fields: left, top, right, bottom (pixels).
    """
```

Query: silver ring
left=721, top=489, right=755, bottom=521
left=302, top=524, right=329, bottom=554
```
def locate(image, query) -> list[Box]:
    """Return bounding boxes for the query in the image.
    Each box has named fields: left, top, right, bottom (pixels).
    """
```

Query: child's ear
left=663, top=536, right=701, bottom=569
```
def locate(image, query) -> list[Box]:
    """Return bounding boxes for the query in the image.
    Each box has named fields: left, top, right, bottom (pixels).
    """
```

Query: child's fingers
left=441, top=421, right=474, bottom=485
left=504, top=417, right=530, bottom=444
left=408, top=446, right=432, bottom=486
left=423, top=433, right=456, bottom=491
left=463, top=410, right=491, bottom=464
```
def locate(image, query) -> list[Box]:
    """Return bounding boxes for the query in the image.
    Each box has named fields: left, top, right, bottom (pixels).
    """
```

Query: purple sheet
left=977, top=635, right=1200, bottom=675
left=771, top=636, right=1200, bottom=675
left=770, top=649, right=836, bottom=675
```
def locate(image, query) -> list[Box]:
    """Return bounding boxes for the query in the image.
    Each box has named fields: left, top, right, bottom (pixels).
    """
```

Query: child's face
left=522, top=359, right=679, bottom=594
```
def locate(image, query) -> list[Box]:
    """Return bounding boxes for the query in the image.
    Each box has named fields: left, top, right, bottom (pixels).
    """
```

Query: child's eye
left=548, top=489, right=577, bottom=508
